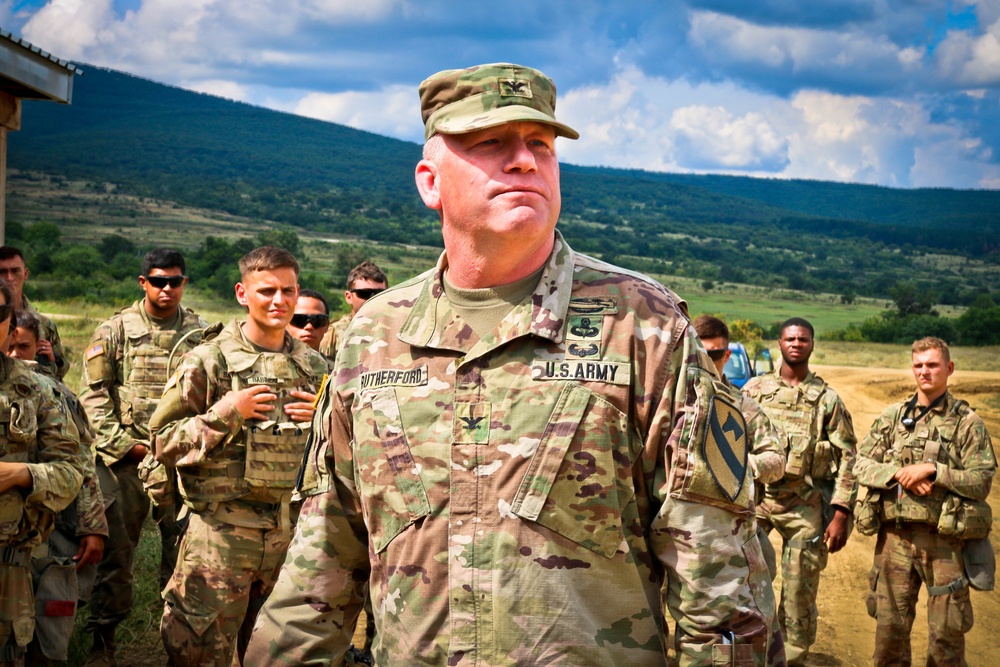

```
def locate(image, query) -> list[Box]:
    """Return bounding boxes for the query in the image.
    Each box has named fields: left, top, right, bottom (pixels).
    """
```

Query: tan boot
left=83, top=629, right=117, bottom=667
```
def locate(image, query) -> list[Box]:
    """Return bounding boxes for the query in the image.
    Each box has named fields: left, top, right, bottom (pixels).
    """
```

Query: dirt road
left=797, top=365, right=1000, bottom=667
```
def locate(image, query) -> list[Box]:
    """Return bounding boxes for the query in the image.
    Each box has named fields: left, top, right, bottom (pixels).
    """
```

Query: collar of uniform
left=225, top=318, right=322, bottom=378
left=397, top=230, right=575, bottom=350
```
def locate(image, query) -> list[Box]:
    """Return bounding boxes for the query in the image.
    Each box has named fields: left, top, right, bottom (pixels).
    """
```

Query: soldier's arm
left=247, top=385, right=369, bottom=665
left=149, top=350, right=245, bottom=468
left=852, top=411, right=901, bottom=489
left=825, top=392, right=858, bottom=509
left=935, top=416, right=996, bottom=501
left=79, top=322, right=137, bottom=464
left=652, top=327, right=773, bottom=665
left=741, top=395, right=786, bottom=484
left=22, top=382, right=84, bottom=513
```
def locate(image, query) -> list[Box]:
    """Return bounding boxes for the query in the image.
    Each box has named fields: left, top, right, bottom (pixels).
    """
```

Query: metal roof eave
left=0, top=29, right=79, bottom=103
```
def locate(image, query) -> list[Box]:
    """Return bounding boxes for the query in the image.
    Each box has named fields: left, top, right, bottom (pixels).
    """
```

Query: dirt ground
left=114, top=364, right=1000, bottom=666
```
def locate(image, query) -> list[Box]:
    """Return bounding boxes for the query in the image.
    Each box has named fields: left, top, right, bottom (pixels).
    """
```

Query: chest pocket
left=355, top=387, right=431, bottom=554
left=509, top=384, right=633, bottom=559
left=0, top=399, right=35, bottom=540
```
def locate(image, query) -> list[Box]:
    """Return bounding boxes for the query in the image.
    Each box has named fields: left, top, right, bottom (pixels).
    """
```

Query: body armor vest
left=753, top=374, right=834, bottom=481
left=176, top=334, right=318, bottom=507
left=119, top=309, right=201, bottom=438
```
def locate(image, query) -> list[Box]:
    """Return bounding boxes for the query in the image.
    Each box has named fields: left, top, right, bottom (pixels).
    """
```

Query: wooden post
left=0, top=92, right=22, bottom=247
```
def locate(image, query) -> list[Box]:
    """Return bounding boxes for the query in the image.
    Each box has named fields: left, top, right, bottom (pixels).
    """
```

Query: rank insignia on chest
left=454, top=402, right=491, bottom=444
left=703, top=395, right=749, bottom=502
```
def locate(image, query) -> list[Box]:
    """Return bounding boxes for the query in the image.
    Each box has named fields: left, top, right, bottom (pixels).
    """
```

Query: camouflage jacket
left=854, top=392, right=995, bottom=517
left=79, top=299, right=208, bottom=466
left=0, top=354, right=83, bottom=549
left=21, top=296, right=69, bottom=379
left=718, top=376, right=786, bottom=485
left=149, top=320, right=327, bottom=526
left=27, top=361, right=108, bottom=538
left=249, top=233, right=777, bottom=667
left=319, top=312, right=352, bottom=360
left=743, top=370, right=858, bottom=510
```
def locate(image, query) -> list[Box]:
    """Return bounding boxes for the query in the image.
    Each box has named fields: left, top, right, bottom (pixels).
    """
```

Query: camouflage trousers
left=757, top=490, right=828, bottom=663
left=868, top=524, right=972, bottom=667
left=0, top=559, right=34, bottom=667
left=86, top=458, right=186, bottom=635
left=161, top=511, right=289, bottom=667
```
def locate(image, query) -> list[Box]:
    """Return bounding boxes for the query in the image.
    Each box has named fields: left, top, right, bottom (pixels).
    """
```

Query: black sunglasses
left=145, top=275, right=187, bottom=289
left=290, top=313, right=330, bottom=329
left=706, top=348, right=729, bottom=361
left=350, top=288, right=385, bottom=300
left=0, top=304, right=11, bottom=322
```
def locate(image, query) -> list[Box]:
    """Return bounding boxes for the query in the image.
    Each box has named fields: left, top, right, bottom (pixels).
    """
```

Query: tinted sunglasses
left=145, top=275, right=187, bottom=289
left=0, top=304, right=11, bottom=322
left=350, top=288, right=385, bottom=300
left=290, top=313, right=330, bottom=329
left=706, top=348, right=729, bottom=361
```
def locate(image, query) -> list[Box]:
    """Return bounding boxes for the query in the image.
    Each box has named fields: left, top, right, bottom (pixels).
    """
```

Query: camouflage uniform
left=149, top=320, right=327, bottom=667
left=20, top=297, right=68, bottom=380
left=248, top=233, right=781, bottom=666
left=854, top=391, right=995, bottom=666
left=0, top=354, right=82, bottom=666
left=79, top=299, right=207, bottom=645
left=743, top=370, right=857, bottom=663
left=25, top=364, right=108, bottom=664
left=319, top=312, right=351, bottom=361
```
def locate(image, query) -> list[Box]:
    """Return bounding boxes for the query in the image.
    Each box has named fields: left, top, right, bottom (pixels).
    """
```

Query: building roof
left=0, top=29, right=79, bottom=103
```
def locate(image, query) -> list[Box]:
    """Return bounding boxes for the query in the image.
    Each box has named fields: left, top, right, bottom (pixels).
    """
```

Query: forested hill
left=7, top=65, right=1000, bottom=305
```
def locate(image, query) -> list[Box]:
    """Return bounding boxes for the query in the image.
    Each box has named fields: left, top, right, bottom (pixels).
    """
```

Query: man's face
left=912, top=348, right=953, bottom=400
left=345, top=278, right=387, bottom=317
left=139, top=266, right=187, bottom=317
left=700, top=335, right=731, bottom=376
left=286, top=296, right=330, bottom=351
left=236, top=267, right=299, bottom=334
left=418, top=121, right=561, bottom=254
left=9, top=326, right=37, bottom=360
left=0, top=256, right=28, bottom=302
left=779, top=326, right=814, bottom=366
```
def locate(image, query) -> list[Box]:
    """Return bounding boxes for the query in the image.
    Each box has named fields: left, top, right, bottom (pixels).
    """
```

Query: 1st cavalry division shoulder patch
left=703, top=395, right=749, bottom=502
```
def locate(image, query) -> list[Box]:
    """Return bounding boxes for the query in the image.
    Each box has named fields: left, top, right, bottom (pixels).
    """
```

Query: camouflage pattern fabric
left=0, top=354, right=82, bottom=664
left=149, top=320, right=326, bottom=667
left=247, top=233, right=780, bottom=667
left=19, top=297, right=69, bottom=380
left=80, top=299, right=207, bottom=637
left=743, top=370, right=857, bottom=662
left=319, top=313, right=351, bottom=361
left=855, top=391, right=995, bottom=665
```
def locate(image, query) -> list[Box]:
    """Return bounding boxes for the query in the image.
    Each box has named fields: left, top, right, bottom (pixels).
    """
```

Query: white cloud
left=293, top=84, right=419, bottom=139
left=670, top=106, right=787, bottom=169
left=183, top=79, right=250, bottom=102
left=935, top=17, right=1000, bottom=86
left=20, top=0, right=115, bottom=59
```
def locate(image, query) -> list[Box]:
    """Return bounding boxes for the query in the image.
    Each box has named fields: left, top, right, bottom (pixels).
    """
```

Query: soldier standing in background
left=286, top=288, right=333, bottom=366
left=79, top=249, right=208, bottom=667
left=854, top=337, right=995, bottom=666
left=0, top=278, right=83, bottom=666
left=743, top=317, right=857, bottom=665
left=248, top=62, right=779, bottom=666
left=149, top=246, right=327, bottom=667
left=0, top=246, right=68, bottom=378
left=319, top=260, right=387, bottom=361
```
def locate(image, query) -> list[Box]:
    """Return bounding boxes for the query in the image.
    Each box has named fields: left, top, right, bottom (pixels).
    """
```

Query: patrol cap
left=419, top=62, right=580, bottom=141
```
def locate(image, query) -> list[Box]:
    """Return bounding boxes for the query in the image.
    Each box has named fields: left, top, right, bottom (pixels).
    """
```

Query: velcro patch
left=498, top=77, right=532, bottom=98
left=359, top=366, right=428, bottom=391
left=85, top=343, right=105, bottom=360
left=532, top=360, right=629, bottom=385
left=44, top=599, right=77, bottom=617
left=703, top=396, right=749, bottom=502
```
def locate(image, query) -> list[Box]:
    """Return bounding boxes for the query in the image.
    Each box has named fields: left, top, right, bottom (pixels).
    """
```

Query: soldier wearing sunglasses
left=319, top=260, right=387, bottom=362
left=286, top=289, right=332, bottom=365
left=79, top=249, right=209, bottom=667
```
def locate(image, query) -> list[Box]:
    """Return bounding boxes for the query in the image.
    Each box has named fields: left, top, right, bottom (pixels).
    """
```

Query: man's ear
left=415, top=159, right=442, bottom=211
left=235, top=282, right=248, bottom=307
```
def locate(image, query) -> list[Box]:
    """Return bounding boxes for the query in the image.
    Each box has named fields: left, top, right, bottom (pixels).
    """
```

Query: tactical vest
left=0, top=363, right=51, bottom=550
left=176, top=336, right=317, bottom=508
left=753, top=374, right=834, bottom=481
left=118, top=309, right=201, bottom=438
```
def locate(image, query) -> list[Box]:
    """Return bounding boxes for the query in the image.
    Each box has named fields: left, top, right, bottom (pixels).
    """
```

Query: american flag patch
left=85, top=343, right=105, bottom=360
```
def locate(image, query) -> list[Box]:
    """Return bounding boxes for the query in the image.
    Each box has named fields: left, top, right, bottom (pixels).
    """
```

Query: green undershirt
left=443, top=267, right=544, bottom=341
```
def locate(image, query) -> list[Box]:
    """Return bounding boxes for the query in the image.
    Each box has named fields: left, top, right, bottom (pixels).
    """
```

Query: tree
left=889, top=281, right=935, bottom=317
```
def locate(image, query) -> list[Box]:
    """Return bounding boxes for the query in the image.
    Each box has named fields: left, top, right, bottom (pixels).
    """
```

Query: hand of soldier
left=35, top=337, right=56, bottom=362
left=284, top=390, right=317, bottom=424
left=126, top=443, right=149, bottom=463
left=894, top=462, right=936, bottom=491
left=823, top=507, right=851, bottom=553
left=74, top=534, right=105, bottom=569
left=0, top=462, right=32, bottom=493
left=226, top=385, right=277, bottom=421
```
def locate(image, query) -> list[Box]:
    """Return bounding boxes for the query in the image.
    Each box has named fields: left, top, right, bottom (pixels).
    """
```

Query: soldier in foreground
left=0, top=279, right=83, bottom=666
left=150, top=246, right=327, bottom=666
left=79, top=249, right=207, bottom=667
left=693, top=315, right=786, bottom=579
left=0, top=246, right=68, bottom=378
left=248, top=63, right=779, bottom=666
left=854, top=337, right=995, bottom=666
left=318, top=260, right=387, bottom=361
left=743, top=317, right=857, bottom=665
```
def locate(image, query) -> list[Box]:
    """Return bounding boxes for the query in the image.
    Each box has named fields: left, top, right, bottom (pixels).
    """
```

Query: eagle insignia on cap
left=498, top=78, right=532, bottom=98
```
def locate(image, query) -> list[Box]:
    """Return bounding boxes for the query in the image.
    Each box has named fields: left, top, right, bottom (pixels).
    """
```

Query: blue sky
left=4, top=0, right=1000, bottom=189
